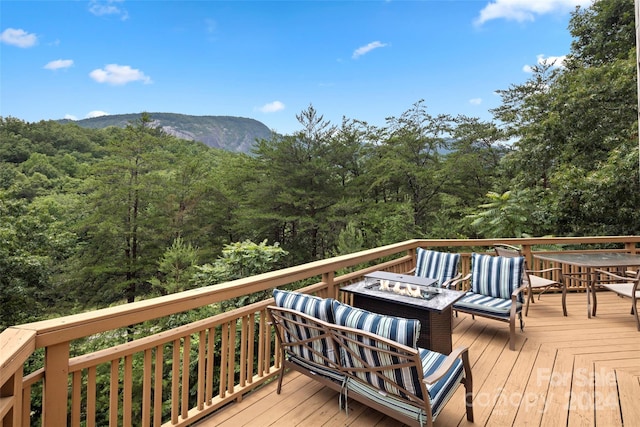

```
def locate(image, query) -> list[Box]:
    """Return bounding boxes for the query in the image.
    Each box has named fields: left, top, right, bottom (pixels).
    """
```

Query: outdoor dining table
left=532, top=252, right=640, bottom=318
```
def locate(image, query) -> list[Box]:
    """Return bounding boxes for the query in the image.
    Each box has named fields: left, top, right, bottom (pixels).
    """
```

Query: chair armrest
left=441, top=272, right=462, bottom=289
left=448, top=273, right=471, bottom=290
left=511, top=284, right=528, bottom=298
left=562, top=272, right=591, bottom=284
left=423, top=346, right=469, bottom=385
left=527, top=267, right=562, bottom=275
left=594, top=269, right=636, bottom=283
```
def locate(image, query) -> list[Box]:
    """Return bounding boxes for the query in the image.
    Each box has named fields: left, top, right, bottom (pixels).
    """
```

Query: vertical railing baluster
left=71, top=370, right=81, bottom=427
left=239, top=316, right=247, bottom=388
left=153, top=344, right=163, bottom=427
left=109, top=359, right=119, bottom=427
left=181, top=335, right=190, bottom=420
left=197, top=330, right=205, bottom=410
left=87, top=366, right=96, bottom=427
left=227, top=322, right=236, bottom=397
left=247, top=313, right=255, bottom=383
left=206, top=327, right=214, bottom=404
left=123, top=355, right=133, bottom=427
left=142, top=348, right=152, bottom=426
left=171, top=339, right=180, bottom=425
left=219, top=323, right=228, bottom=398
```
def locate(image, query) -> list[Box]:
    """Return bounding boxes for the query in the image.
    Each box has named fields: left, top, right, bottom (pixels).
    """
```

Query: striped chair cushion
left=345, top=348, right=464, bottom=422
left=415, top=249, right=460, bottom=287
left=273, top=289, right=334, bottom=322
left=273, top=289, right=337, bottom=366
left=471, top=253, right=525, bottom=303
left=332, top=300, right=420, bottom=348
left=454, top=292, right=523, bottom=318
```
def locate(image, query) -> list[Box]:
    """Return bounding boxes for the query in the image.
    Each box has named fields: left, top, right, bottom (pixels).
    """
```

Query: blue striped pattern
left=454, top=292, right=522, bottom=318
left=332, top=301, right=422, bottom=399
left=273, top=289, right=337, bottom=365
left=415, top=249, right=460, bottom=287
left=423, top=349, right=465, bottom=418
left=471, top=253, right=525, bottom=303
left=273, top=289, right=334, bottom=322
left=332, top=300, right=420, bottom=348
left=344, top=348, right=464, bottom=422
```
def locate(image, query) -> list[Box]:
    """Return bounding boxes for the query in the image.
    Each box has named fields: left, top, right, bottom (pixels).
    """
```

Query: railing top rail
left=0, top=328, right=36, bottom=385
left=6, top=236, right=640, bottom=349
left=12, top=240, right=419, bottom=348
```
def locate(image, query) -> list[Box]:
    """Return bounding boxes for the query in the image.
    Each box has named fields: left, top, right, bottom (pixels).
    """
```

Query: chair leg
left=519, top=313, right=524, bottom=332
left=509, top=316, right=516, bottom=351
left=525, top=293, right=531, bottom=317
left=276, top=365, right=285, bottom=394
left=461, top=351, right=474, bottom=422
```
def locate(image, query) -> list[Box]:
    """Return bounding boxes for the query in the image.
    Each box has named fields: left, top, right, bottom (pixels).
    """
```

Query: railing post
left=43, top=342, right=70, bottom=426
left=322, top=271, right=335, bottom=299
left=521, top=244, right=534, bottom=267
left=625, top=241, right=638, bottom=254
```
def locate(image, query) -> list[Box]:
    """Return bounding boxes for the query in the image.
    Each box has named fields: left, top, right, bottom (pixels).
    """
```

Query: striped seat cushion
left=470, top=253, right=525, bottom=303
left=453, top=291, right=523, bottom=318
left=272, top=289, right=337, bottom=365
left=415, top=249, right=460, bottom=287
left=345, top=348, right=464, bottom=422
left=287, top=354, right=345, bottom=383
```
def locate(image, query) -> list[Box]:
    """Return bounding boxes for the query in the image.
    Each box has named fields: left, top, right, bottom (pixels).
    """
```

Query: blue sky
left=1, top=0, right=590, bottom=135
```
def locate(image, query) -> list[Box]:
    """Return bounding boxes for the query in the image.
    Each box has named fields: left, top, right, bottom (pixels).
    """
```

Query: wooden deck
left=197, top=291, right=640, bottom=427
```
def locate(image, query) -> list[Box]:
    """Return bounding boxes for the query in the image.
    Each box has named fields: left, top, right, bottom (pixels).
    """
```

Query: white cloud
left=475, top=0, right=591, bottom=25
left=352, top=41, right=388, bottom=59
left=86, top=111, right=109, bottom=118
left=89, top=64, right=152, bottom=85
left=0, top=28, right=37, bottom=48
left=64, top=114, right=78, bottom=121
left=89, top=0, right=129, bottom=20
left=258, top=101, right=285, bottom=113
left=44, top=59, right=74, bottom=70
left=523, top=54, right=567, bottom=72
left=469, top=98, right=483, bottom=105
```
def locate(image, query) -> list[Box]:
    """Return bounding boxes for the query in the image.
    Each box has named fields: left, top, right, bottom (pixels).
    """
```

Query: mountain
left=60, top=113, right=274, bottom=153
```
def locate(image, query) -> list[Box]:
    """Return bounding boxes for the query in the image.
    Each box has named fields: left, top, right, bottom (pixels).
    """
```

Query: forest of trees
left=1, top=0, right=640, bottom=330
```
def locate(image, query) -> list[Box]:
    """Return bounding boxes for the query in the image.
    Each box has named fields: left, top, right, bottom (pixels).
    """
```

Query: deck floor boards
left=196, top=291, right=639, bottom=426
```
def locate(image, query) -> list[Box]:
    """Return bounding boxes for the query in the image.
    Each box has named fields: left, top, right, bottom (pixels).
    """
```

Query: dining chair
left=594, top=268, right=640, bottom=331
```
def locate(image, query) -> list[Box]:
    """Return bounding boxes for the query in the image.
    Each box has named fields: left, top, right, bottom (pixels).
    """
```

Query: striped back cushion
left=332, top=301, right=420, bottom=348
left=415, top=249, right=460, bottom=287
left=471, top=253, right=524, bottom=302
left=332, top=300, right=423, bottom=399
left=272, top=289, right=337, bottom=365
left=273, top=289, right=334, bottom=322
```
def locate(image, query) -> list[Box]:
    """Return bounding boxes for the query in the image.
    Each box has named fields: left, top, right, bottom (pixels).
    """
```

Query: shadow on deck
left=197, top=291, right=640, bottom=427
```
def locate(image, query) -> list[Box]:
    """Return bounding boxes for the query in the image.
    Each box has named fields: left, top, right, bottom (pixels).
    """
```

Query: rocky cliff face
left=63, top=113, right=274, bottom=154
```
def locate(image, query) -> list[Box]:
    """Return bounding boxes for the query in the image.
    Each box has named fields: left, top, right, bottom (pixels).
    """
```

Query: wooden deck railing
left=1, top=237, right=639, bottom=427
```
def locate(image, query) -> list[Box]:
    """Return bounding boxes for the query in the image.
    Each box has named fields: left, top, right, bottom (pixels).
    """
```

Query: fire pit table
left=340, top=271, right=465, bottom=354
